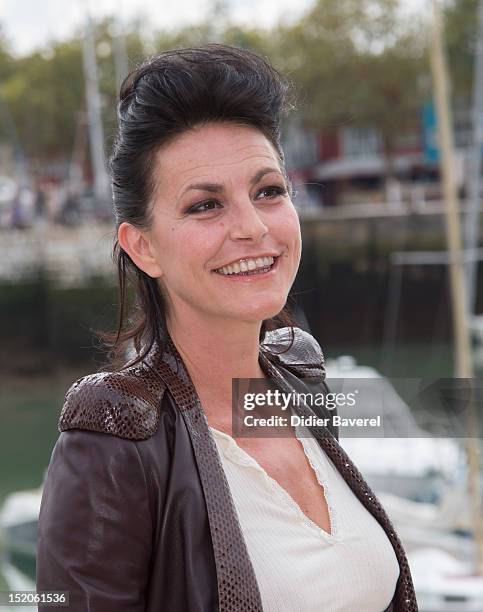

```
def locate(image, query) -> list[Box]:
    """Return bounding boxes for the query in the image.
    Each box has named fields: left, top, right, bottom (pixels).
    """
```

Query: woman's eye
left=188, top=200, right=221, bottom=214
left=187, top=185, right=288, bottom=215
left=257, top=185, right=288, bottom=199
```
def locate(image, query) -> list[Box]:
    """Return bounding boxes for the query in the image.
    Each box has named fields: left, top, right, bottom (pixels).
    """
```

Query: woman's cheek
left=285, top=213, right=302, bottom=257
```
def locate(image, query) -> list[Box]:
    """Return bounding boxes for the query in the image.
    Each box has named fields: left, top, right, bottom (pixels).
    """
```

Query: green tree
left=269, top=0, right=427, bottom=176
left=0, top=17, right=147, bottom=164
left=2, top=40, right=84, bottom=159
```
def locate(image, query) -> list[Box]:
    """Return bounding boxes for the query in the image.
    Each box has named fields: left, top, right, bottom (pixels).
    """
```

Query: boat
left=0, top=484, right=42, bottom=582
left=408, top=547, right=483, bottom=611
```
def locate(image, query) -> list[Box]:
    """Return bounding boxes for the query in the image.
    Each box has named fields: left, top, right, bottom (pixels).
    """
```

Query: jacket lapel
left=145, top=335, right=264, bottom=611
left=259, top=347, right=417, bottom=611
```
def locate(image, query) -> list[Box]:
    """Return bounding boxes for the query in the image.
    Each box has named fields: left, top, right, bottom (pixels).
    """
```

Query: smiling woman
left=117, top=121, right=302, bottom=337
left=35, top=44, right=418, bottom=612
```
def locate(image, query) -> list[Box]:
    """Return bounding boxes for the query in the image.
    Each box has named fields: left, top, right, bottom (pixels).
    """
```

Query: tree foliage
left=0, top=0, right=456, bottom=167
left=0, top=18, right=146, bottom=164
left=270, top=0, right=427, bottom=161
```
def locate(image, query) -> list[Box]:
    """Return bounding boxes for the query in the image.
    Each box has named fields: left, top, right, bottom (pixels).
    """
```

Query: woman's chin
left=227, top=301, right=287, bottom=324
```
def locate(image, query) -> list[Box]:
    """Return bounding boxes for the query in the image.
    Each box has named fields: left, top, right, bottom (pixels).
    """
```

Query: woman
left=36, top=44, right=418, bottom=611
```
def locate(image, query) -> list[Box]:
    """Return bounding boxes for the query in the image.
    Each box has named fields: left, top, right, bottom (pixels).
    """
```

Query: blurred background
left=0, top=0, right=483, bottom=609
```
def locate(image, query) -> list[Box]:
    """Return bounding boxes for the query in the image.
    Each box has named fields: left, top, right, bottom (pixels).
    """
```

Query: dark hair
left=100, top=43, right=298, bottom=369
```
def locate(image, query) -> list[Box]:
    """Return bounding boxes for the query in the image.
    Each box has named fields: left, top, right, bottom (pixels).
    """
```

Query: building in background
left=284, top=101, right=478, bottom=209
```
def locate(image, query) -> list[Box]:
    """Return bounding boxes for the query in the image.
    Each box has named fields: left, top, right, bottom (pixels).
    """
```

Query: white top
left=209, top=420, right=400, bottom=612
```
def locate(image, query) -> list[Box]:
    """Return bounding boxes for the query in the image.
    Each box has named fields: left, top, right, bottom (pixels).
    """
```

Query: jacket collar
left=143, top=331, right=266, bottom=610
left=143, top=330, right=287, bottom=411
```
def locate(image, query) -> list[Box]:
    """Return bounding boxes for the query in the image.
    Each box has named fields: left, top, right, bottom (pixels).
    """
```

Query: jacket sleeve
left=36, top=428, right=154, bottom=611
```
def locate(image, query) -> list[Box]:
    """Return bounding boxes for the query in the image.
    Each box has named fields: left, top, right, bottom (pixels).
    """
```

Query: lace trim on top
left=209, top=422, right=341, bottom=542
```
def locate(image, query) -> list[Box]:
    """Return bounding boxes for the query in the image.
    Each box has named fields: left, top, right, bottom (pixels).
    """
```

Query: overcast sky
left=0, top=0, right=316, bottom=56
left=0, top=0, right=426, bottom=57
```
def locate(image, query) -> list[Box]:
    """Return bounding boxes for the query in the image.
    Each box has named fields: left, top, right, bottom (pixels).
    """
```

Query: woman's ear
left=117, top=221, right=163, bottom=278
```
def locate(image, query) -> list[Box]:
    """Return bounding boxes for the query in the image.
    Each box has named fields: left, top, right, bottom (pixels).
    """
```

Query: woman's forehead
left=153, top=124, right=283, bottom=193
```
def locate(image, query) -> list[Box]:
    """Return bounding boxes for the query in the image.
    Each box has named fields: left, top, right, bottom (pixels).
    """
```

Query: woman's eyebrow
left=251, top=167, right=286, bottom=184
left=179, top=166, right=283, bottom=198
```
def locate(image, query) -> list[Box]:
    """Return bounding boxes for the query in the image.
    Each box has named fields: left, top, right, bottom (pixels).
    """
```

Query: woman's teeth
left=214, top=256, right=275, bottom=276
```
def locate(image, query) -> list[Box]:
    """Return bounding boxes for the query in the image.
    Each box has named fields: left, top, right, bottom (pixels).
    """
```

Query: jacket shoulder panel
left=58, top=362, right=166, bottom=440
left=261, top=326, right=326, bottom=381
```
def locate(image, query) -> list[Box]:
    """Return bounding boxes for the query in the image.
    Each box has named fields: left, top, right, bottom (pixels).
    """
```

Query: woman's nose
left=229, top=201, right=268, bottom=242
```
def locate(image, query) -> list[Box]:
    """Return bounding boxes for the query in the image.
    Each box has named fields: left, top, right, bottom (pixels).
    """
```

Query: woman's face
left=137, top=122, right=301, bottom=327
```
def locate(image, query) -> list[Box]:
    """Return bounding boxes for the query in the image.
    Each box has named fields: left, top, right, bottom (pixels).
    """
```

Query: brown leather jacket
left=36, top=327, right=418, bottom=611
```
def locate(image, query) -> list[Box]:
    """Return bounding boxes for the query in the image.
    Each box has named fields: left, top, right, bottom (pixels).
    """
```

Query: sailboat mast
left=430, top=0, right=483, bottom=573
left=82, top=3, right=110, bottom=213
left=465, top=0, right=483, bottom=316
left=430, top=1, right=473, bottom=378
left=112, top=1, right=129, bottom=93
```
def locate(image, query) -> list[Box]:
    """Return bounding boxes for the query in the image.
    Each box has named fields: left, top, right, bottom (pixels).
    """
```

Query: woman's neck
left=166, top=314, right=267, bottom=424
